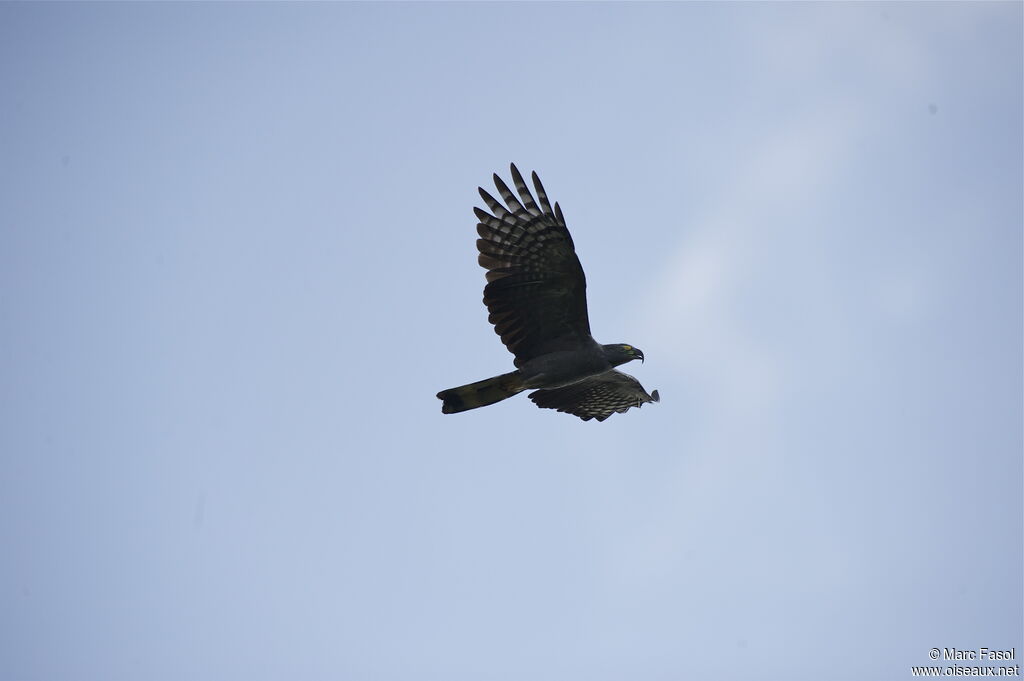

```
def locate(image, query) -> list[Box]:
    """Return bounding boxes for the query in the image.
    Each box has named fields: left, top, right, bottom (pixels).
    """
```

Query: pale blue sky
left=1, top=3, right=1021, bottom=680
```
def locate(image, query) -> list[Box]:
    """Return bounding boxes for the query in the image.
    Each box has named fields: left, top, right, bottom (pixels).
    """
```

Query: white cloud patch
left=612, top=4, right=968, bottom=615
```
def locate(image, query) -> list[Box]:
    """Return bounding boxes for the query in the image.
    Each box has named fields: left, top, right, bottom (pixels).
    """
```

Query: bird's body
left=437, top=164, right=659, bottom=422
left=518, top=344, right=609, bottom=389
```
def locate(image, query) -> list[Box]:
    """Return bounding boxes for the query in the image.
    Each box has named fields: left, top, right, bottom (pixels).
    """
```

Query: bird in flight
left=436, top=164, right=659, bottom=422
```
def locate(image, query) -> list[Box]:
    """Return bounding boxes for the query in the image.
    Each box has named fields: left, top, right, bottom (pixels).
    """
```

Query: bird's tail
left=437, top=371, right=525, bottom=414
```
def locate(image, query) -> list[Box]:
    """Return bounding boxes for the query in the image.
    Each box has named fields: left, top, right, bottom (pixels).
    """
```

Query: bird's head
left=604, top=343, right=645, bottom=367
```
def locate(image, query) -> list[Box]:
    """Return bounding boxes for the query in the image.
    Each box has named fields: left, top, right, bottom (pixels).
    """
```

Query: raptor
left=437, top=164, right=659, bottom=422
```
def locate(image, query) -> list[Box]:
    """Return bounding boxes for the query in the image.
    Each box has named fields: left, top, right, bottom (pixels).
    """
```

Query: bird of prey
left=436, top=164, right=659, bottom=422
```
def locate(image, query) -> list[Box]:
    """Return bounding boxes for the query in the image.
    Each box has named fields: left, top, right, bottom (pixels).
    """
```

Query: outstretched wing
left=528, top=371, right=660, bottom=422
left=475, top=164, right=592, bottom=367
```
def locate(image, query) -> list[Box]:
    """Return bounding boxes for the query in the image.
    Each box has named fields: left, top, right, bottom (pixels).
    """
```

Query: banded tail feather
left=437, top=371, right=525, bottom=414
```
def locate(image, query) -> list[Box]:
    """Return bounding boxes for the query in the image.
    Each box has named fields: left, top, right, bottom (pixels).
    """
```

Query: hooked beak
left=636, top=348, right=645, bottom=364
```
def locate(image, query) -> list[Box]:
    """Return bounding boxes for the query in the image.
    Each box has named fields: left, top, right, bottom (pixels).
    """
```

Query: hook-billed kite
left=437, top=164, right=659, bottom=422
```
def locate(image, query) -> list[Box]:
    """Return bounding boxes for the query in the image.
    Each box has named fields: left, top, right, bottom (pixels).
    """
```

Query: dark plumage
left=437, top=164, right=659, bottom=421
left=529, top=370, right=660, bottom=422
